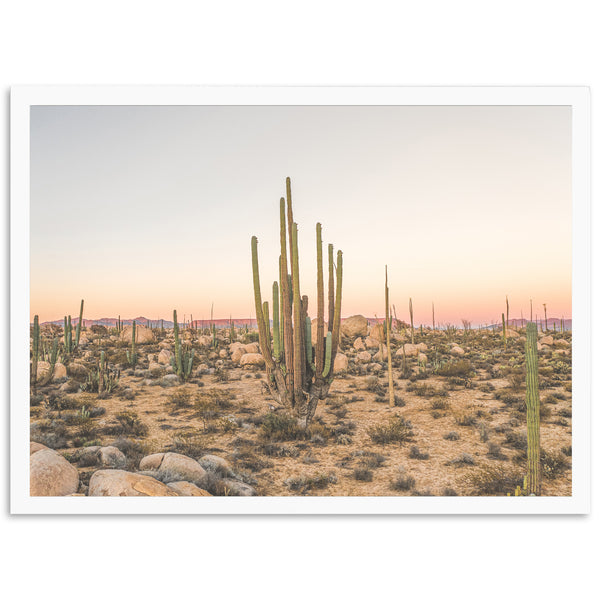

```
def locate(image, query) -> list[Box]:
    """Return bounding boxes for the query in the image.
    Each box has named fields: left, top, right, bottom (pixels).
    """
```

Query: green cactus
left=172, top=309, right=195, bottom=381
left=251, top=177, right=343, bottom=427
left=37, top=337, right=59, bottom=387
left=31, top=315, right=40, bottom=388
left=385, top=266, right=394, bottom=407
left=127, top=320, right=137, bottom=367
left=502, top=312, right=506, bottom=348
left=525, top=322, right=541, bottom=495
left=75, top=299, right=84, bottom=348
left=409, top=297, right=414, bottom=344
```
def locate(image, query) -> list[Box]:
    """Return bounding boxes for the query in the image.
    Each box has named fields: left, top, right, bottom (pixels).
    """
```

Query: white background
left=1, top=1, right=597, bottom=598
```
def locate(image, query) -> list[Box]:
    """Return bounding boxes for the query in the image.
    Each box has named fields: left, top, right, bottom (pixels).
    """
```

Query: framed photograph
left=11, top=86, right=590, bottom=514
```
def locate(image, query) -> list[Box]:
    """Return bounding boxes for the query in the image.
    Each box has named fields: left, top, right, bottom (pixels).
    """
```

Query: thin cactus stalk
left=502, top=313, right=506, bottom=348
left=543, top=303, right=548, bottom=332
left=506, top=295, right=510, bottom=330
left=75, top=299, right=84, bottom=348
left=128, top=320, right=137, bottom=367
left=272, top=283, right=281, bottom=361
left=173, top=310, right=182, bottom=375
left=31, top=315, right=40, bottom=388
left=525, top=322, right=542, bottom=495
left=98, top=350, right=105, bottom=393
left=251, top=177, right=343, bottom=428
left=385, top=266, right=394, bottom=407
left=409, top=297, right=414, bottom=344
left=530, top=299, right=533, bottom=322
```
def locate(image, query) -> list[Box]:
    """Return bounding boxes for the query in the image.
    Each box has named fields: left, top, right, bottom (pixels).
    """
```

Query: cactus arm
left=525, top=322, right=541, bottom=495
left=75, top=299, right=84, bottom=348
left=327, top=243, right=335, bottom=331
left=251, top=236, right=275, bottom=369
left=272, top=282, right=281, bottom=362
left=279, top=198, right=294, bottom=390
left=305, top=316, right=314, bottom=371
left=322, top=332, right=333, bottom=378
left=31, top=315, right=39, bottom=387
left=291, top=222, right=304, bottom=402
left=330, top=249, right=343, bottom=363
left=263, top=301, right=270, bottom=344
left=315, top=223, right=325, bottom=375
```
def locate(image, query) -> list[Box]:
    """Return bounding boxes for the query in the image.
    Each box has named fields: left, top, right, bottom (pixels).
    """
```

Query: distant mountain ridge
left=37, top=315, right=572, bottom=331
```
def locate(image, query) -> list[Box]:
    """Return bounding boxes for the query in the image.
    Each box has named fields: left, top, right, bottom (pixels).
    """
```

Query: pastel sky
left=30, top=105, right=572, bottom=326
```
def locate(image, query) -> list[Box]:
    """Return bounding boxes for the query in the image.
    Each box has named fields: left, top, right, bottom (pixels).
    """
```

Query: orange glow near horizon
left=30, top=105, right=572, bottom=326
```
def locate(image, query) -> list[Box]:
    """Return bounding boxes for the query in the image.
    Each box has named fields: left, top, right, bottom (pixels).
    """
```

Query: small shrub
left=114, top=411, right=148, bottom=437
left=444, top=431, right=460, bottom=441
left=455, top=413, right=478, bottom=427
left=260, top=412, right=304, bottom=442
left=353, top=467, right=374, bottom=481
left=436, top=359, right=473, bottom=379
left=431, top=398, right=449, bottom=410
left=284, top=471, right=338, bottom=493
left=391, top=471, right=416, bottom=491
left=464, top=464, right=524, bottom=496
left=367, top=416, right=414, bottom=445
left=408, top=445, right=430, bottom=460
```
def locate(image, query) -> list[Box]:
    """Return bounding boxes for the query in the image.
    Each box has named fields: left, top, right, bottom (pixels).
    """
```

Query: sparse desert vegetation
left=29, top=305, right=572, bottom=497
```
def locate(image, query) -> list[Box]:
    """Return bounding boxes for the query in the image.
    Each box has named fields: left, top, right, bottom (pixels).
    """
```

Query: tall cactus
left=409, top=297, right=414, bottom=344
left=525, top=322, right=541, bottom=495
left=501, top=312, right=506, bottom=348
left=172, top=309, right=194, bottom=381
left=31, top=315, right=40, bottom=388
left=75, top=299, right=84, bottom=348
left=385, top=266, right=394, bottom=407
left=251, top=177, right=343, bottom=427
left=127, top=320, right=137, bottom=367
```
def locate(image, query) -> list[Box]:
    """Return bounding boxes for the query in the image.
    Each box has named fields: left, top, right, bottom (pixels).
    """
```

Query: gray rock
left=219, top=478, right=257, bottom=497
left=198, top=454, right=235, bottom=478
left=161, top=374, right=181, bottom=387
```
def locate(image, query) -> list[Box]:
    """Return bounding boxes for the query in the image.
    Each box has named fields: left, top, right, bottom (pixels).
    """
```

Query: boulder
left=119, top=325, right=155, bottom=344
left=30, top=441, right=48, bottom=455
left=231, top=349, right=246, bottom=363
left=356, top=351, right=372, bottom=364
left=341, top=315, right=368, bottom=339
left=353, top=337, right=365, bottom=351
left=148, top=362, right=163, bottom=376
left=167, top=481, right=212, bottom=496
left=369, top=323, right=385, bottom=343
left=395, top=343, right=418, bottom=358
left=539, top=335, right=554, bottom=346
left=243, top=342, right=260, bottom=354
left=98, top=446, right=127, bottom=469
left=418, top=352, right=428, bottom=364
left=416, top=342, right=428, bottom=352
left=505, top=328, right=520, bottom=339
left=198, top=454, right=235, bottom=477
left=139, top=453, right=166, bottom=471
left=450, top=346, right=465, bottom=356
left=140, top=452, right=209, bottom=488
left=219, top=349, right=228, bottom=359
left=333, top=353, right=348, bottom=373
left=364, top=336, right=380, bottom=349
left=240, top=353, right=265, bottom=367
left=555, top=339, right=570, bottom=348
left=161, top=374, right=181, bottom=387
left=30, top=448, right=79, bottom=496
left=67, top=362, right=89, bottom=380
left=218, top=479, right=257, bottom=497
left=157, top=349, right=172, bottom=365
left=88, top=470, right=178, bottom=496
left=197, top=335, right=213, bottom=347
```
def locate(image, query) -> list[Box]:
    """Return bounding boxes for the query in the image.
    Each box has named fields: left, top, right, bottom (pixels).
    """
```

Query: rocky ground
left=29, top=317, right=572, bottom=497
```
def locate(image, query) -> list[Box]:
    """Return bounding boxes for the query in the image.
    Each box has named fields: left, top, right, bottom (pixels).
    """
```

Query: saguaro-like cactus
left=501, top=312, right=506, bottom=348
left=525, top=322, right=541, bottom=495
left=385, top=267, right=394, bottom=407
left=251, top=177, right=343, bottom=428
left=172, top=309, right=195, bottom=381
left=409, top=297, right=414, bottom=344
left=31, top=315, right=40, bottom=388
left=75, top=299, right=84, bottom=348
left=127, top=320, right=137, bottom=367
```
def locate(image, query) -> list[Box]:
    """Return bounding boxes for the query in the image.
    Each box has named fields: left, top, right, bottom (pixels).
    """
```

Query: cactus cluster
left=63, top=315, right=73, bottom=355
left=251, top=178, right=343, bottom=428
left=82, top=350, right=120, bottom=394
left=172, top=309, right=195, bottom=381
left=31, top=315, right=59, bottom=388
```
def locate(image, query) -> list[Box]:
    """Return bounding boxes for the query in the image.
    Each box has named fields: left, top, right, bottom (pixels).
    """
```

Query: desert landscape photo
left=28, top=105, right=572, bottom=499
